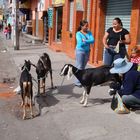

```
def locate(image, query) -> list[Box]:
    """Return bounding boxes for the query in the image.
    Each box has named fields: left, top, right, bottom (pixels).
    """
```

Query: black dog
left=60, top=64, right=121, bottom=106
left=108, top=81, right=121, bottom=96
left=20, top=60, right=34, bottom=120
left=36, top=53, right=54, bottom=94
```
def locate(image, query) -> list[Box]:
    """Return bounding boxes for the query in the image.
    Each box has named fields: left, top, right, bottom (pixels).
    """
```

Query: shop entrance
left=55, top=6, right=63, bottom=42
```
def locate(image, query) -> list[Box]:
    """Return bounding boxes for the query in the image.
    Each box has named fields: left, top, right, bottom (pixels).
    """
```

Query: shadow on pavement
left=56, top=84, right=82, bottom=99
left=89, top=98, right=112, bottom=105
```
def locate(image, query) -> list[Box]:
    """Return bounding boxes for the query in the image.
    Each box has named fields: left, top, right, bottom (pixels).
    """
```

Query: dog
left=60, top=64, right=121, bottom=106
left=108, top=81, right=121, bottom=96
left=20, top=60, right=34, bottom=119
left=36, top=53, right=54, bottom=94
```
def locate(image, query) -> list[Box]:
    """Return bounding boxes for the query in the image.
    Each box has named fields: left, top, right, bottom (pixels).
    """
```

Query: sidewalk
left=1, top=33, right=140, bottom=140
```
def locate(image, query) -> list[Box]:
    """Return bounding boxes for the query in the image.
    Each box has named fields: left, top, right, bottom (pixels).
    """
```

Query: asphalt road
left=0, top=33, right=140, bottom=140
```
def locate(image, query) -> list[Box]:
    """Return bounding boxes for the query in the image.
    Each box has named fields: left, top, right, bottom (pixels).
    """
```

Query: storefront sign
left=52, top=0, right=65, bottom=5
left=48, top=8, right=53, bottom=28
left=37, top=0, right=45, bottom=11
left=76, top=0, right=84, bottom=11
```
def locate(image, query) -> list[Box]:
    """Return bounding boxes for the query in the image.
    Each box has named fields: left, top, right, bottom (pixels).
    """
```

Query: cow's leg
left=80, top=90, right=86, bottom=104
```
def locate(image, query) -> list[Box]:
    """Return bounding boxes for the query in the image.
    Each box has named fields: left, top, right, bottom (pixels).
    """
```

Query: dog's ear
left=27, top=60, right=31, bottom=64
left=21, top=65, right=24, bottom=70
left=24, top=60, right=27, bottom=63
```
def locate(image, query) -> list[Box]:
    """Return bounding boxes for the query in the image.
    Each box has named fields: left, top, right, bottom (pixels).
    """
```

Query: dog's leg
left=23, top=103, right=26, bottom=120
left=83, top=86, right=91, bottom=107
left=49, top=70, right=54, bottom=88
left=22, top=96, right=26, bottom=119
left=38, top=78, right=40, bottom=95
left=28, top=83, right=34, bottom=119
left=22, top=82, right=27, bottom=119
left=22, top=96, right=26, bottom=120
left=42, top=78, right=45, bottom=94
left=30, top=98, right=33, bottom=119
left=83, top=94, right=89, bottom=107
left=80, top=90, right=86, bottom=104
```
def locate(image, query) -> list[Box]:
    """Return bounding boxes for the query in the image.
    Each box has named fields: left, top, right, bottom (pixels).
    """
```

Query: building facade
left=30, top=0, right=140, bottom=66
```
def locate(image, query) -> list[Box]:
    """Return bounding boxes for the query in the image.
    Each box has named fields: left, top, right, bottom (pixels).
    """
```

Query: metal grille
left=69, top=0, right=74, bottom=32
left=87, top=0, right=91, bottom=22
left=105, top=0, right=132, bottom=31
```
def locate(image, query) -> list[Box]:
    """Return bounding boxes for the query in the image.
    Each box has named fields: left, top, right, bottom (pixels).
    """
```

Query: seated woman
left=110, top=58, right=140, bottom=111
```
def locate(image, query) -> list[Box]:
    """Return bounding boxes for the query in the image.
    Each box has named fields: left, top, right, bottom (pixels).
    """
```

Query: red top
left=130, top=55, right=140, bottom=64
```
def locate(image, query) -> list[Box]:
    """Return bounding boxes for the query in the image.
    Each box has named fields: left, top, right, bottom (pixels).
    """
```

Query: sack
left=114, top=41, right=120, bottom=53
left=114, top=35, right=122, bottom=53
left=111, top=93, right=130, bottom=114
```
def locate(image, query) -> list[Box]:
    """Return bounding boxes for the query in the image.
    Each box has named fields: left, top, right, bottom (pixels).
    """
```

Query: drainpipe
left=13, top=0, right=19, bottom=50
left=92, top=0, right=97, bottom=64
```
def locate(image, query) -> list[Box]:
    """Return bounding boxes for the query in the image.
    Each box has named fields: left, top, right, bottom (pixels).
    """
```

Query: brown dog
left=36, top=53, right=54, bottom=94
left=20, top=60, right=34, bottom=119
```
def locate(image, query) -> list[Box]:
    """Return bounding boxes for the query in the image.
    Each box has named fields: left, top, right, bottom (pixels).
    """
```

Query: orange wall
left=49, top=0, right=84, bottom=58
left=31, top=0, right=37, bottom=11
left=38, top=20, right=44, bottom=40
left=48, top=0, right=140, bottom=66
left=45, top=0, right=51, bottom=9
left=32, top=19, right=35, bottom=36
left=129, top=0, right=140, bottom=52
left=31, top=0, right=37, bottom=36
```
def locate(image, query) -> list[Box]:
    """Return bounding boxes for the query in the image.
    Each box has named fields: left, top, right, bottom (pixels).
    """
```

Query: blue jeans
left=103, top=47, right=126, bottom=66
left=75, top=50, right=90, bottom=85
left=9, top=32, right=11, bottom=39
left=122, top=95, right=140, bottom=109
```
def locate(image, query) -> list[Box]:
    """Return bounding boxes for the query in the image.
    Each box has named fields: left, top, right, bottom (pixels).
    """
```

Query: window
left=86, top=0, right=91, bottom=22
left=55, top=6, right=63, bottom=41
left=68, top=0, right=74, bottom=32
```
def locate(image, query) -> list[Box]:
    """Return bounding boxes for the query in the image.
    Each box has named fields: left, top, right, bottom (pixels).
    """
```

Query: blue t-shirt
left=76, top=31, right=94, bottom=52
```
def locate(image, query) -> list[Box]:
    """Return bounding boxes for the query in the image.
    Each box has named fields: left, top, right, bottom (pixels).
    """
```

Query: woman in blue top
left=75, top=20, right=94, bottom=87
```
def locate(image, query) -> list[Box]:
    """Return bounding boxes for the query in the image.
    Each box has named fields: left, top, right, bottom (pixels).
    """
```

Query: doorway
left=55, top=6, right=63, bottom=42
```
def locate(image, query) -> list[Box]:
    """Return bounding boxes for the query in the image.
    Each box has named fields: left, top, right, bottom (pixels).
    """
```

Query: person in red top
left=3, top=26, right=8, bottom=39
left=130, top=47, right=140, bottom=71
left=7, top=23, right=12, bottom=39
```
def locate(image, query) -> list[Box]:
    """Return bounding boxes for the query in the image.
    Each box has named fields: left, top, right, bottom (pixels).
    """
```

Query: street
left=0, top=33, right=140, bottom=140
